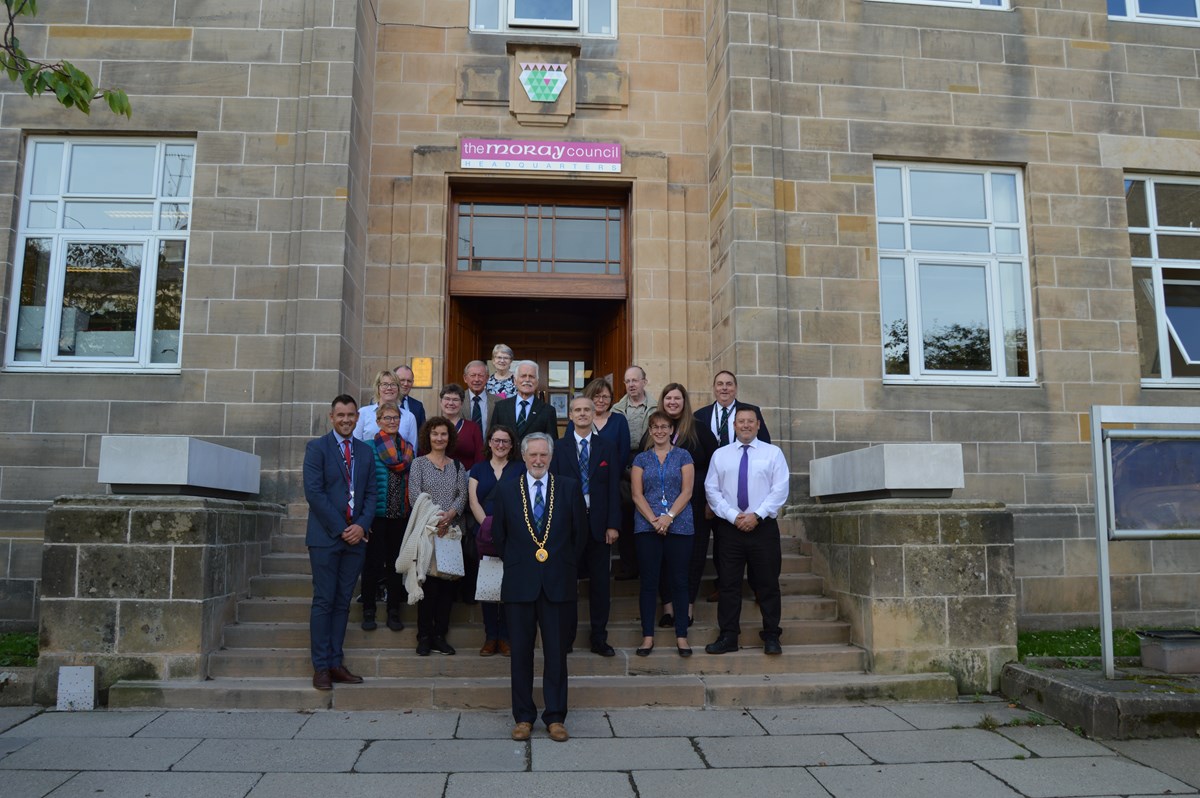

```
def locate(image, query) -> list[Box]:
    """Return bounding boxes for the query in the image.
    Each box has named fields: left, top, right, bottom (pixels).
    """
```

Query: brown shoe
left=498, top=639, right=511, bottom=657
left=480, top=639, right=498, bottom=657
left=312, top=669, right=332, bottom=691
left=511, top=721, right=533, bottom=741
left=329, top=665, right=363, bottom=684
left=547, top=722, right=569, bottom=742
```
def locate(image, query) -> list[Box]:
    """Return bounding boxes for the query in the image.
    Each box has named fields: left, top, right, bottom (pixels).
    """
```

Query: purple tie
left=737, top=444, right=750, bottom=512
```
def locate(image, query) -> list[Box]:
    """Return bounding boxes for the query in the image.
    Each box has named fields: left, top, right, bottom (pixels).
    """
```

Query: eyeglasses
left=650, top=424, right=674, bottom=432
left=491, top=439, right=512, bottom=446
left=379, top=383, right=398, bottom=390
left=379, top=415, right=400, bottom=422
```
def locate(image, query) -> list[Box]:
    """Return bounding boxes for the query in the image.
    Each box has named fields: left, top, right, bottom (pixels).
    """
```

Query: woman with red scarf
left=360, top=400, right=414, bottom=632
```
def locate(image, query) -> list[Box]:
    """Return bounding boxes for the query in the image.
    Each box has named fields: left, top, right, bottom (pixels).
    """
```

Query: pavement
left=1, top=699, right=1200, bottom=797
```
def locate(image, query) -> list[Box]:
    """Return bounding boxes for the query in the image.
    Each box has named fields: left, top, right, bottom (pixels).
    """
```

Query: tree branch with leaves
left=1, top=0, right=130, bottom=117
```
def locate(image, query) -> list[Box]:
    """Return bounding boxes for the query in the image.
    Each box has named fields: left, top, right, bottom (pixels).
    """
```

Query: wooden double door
left=445, top=296, right=628, bottom=435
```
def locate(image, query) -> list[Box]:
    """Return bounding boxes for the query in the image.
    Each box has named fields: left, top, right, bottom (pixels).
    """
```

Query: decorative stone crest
left=519, top=63, right=568, bottom=103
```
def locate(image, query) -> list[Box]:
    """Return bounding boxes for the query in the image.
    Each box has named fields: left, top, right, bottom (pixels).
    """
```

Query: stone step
left=220, top=618, right=851, bottom=650
left=236, top=594, right=841, bottom=624
left=259, top=551, right=813, bottom=575
left=108, top=671, right=957, bottom=711
left=206, top=644, right=866, bottom=679
left=248, top=572, right=826, bottom=599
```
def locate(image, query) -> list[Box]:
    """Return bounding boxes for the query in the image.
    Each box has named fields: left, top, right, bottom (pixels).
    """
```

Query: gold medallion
left=535, top=548, right=549, bottom=563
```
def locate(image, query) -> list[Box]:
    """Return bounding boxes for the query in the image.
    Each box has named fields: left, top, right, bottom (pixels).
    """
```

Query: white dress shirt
left=353, top=403, right=418, bottom=449
left=574, top=430, right=592, bottom=509
left=525, top=472, right=549, bottom=513
left=704, top=437, right=790, bottom=524
left=710, top=400, right=738, bottom=443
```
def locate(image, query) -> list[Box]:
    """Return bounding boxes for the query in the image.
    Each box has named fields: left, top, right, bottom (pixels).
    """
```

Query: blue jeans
left=635, top=531, right=692, bottom=638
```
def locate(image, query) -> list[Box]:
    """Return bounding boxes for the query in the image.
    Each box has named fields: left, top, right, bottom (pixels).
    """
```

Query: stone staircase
left=109, top=514, right=957, bottom=709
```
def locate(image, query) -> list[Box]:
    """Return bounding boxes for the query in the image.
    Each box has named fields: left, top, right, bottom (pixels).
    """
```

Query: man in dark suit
left=550, top=395, right=621, bottom=657
left=394, top=364, right=426, bottom=430
left=303, top=394, right=378, bottom=691
left=489, top=360, right=558, bottom=444
left=693, top=370, right=771, bottom=447
left=493, top=432, right=588, bottom=743
left=463, top=359, right=490, bottom=439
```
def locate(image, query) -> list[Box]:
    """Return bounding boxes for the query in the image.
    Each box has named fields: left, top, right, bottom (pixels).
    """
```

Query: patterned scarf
left=374, top=431, right=413, bottom=474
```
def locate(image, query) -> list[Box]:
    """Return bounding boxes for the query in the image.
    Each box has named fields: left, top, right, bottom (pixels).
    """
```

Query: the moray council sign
left=460, top=139, right=622, bottom=173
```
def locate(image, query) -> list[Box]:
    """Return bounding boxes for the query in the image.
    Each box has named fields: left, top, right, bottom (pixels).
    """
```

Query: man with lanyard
left=703, top=407, right=789, bottom=656
left=612, top=365, right=655, bottom=580
left=303, top=394, right=377, bottom=690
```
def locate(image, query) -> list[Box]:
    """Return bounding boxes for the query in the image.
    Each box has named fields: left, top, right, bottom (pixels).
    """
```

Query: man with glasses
left=393, top=364, right=427, bottom=430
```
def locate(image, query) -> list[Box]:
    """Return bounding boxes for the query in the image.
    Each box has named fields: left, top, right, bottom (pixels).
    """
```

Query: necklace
left=518, top=474, right=555, bottom=562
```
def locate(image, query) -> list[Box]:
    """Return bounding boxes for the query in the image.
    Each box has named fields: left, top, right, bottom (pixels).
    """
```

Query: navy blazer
left=402, top=395, right=426, bottom=431
left=549, top=432, right=621, bottom=542
left=695, top=400, right=771, bottom=445
left=493, top=474, right=588, bottom=603
left=303, top=431, right=378, bottom=548
left=489, top=394, right=558, bottom=442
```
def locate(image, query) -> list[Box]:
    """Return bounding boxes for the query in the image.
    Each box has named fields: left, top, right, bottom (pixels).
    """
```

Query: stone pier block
left=98, top=436, right=261, bottom=496
left=809, top=444, right=965, bottom=500
left=798, top=499, right=1016, bottom=693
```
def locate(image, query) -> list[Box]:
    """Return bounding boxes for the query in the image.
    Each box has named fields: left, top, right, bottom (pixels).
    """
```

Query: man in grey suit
left=303, top=394, right=378, bottom=691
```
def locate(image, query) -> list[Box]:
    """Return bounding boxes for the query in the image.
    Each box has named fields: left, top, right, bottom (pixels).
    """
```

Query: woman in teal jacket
left=360, top=401, right=414, bottom=632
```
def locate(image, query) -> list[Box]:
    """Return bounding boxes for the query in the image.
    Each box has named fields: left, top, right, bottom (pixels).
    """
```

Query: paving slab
left=0, top=736, right=196, bottom=771
left=137, top=710, right=308, bottom=739
left=847, top=728, right=1025, bottom=762
left=697, top=734, right=871, bottom=767
left=634, top=766, right=829, bottom=797
left=1105, top=738, right=1200, bottom=789
left=42, top=771, right=260, bottom=797
left=751, top=705, right=914, bottom=735
left=531, top=736, right=704, bottom=771
left=0, top=708, right=40, bottom=734
left=0, top=770, right=75, bottom=798
left=607, top=707, right=764, bottom=737
left=248, top=772, right=447, bottom=798
left=296, top=710, right=459, bottom=739
left=978, top=755, right=1195, bottom=797
left=173, top=738, right=362, bottom=772
left=355, top=739, right=526, bottom=772
left=0, top=710, right=161, bottom=738
left=886, top=702, right=1035, bottom=730
left=998, top=725, right=1115, bottom=758
left=455, top=710, right=613, bottom=739
left=811, top=762, right=1023, bottom=798
left=0, top=736, right=32, bottom=760
left=447, top=771, right=634, bottom=798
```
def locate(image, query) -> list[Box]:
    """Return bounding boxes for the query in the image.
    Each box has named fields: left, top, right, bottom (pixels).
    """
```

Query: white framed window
left=874, top=163, right=1035, bottom=385
left=1109, top=0, right=1200, bottom=26
left=868, top=0, right=1006, bottom=9
left=5, top=138, right=194, bottom=372
left=1127, top=176, right=1200, bottom=385
left=471, top=0, right=615, bottom=36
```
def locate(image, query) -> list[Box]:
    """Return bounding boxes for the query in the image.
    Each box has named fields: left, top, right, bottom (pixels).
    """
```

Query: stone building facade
left=0, top=0, right=1199, bottom=634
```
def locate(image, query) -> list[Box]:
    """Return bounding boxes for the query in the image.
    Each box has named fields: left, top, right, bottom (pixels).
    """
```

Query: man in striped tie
left=702, top=407, right=790, bottom=656
left=488, top=360, right=559, bottom=445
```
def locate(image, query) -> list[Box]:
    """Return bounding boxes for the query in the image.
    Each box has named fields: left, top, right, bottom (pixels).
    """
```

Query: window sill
left=882, top=376, right=1039, bottom=387
left=1109, top=15, right=1200, bottom=28
left=3, top=364, right=182, bottom=375
left=1140, top=379, right=1200, bottom=389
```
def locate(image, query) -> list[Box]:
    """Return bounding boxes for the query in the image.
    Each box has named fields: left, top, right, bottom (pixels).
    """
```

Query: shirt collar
left=526, top=472, right=547, bottom=491
left=574, top=430, right=590, bottom=445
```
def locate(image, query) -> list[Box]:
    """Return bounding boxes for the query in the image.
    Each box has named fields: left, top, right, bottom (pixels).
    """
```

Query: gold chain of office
left=519, top=474, right=555, bottom=562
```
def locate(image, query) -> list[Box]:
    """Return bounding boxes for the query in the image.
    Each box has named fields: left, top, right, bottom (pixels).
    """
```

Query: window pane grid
left=5, top=138, right=194, bottom=371
left=875, top=162, right=1033, bottom=384
left=1128, top=174, right=1200, bottom=384
left=455, top=199, right=623, bottom=276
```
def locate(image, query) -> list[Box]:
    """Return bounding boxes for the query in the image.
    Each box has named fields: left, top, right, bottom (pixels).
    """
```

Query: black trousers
left=569, top=534, right=612, bottom=647
left=416, top=575, right=455, bottom=640
left=506, top=590, right=574, bottom=725
left=361, top=515, right=405, bottom=615
left=714, top=517, right=782, bottom=640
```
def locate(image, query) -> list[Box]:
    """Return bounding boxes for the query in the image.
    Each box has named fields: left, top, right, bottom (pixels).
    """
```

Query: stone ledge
left=810, top=443, right=964, bottom=500
left=98, top=436, right=261, bottom=496
left=1002, top=662, right=1200, bottom=739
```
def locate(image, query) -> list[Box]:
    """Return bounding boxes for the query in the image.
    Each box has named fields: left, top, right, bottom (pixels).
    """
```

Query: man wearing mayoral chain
left=491, top=431, right=588, bottom=743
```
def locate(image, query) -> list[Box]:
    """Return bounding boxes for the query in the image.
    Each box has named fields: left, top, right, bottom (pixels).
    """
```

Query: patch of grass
left=1018, top=627, right=1142, bottom=659
left=0, top=632, right=37, bottom=668
left=976, top=714, right=1000, bottom=731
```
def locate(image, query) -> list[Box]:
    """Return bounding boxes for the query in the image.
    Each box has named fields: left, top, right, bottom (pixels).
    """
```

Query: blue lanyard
left=659, top=449, right=670, bottom=509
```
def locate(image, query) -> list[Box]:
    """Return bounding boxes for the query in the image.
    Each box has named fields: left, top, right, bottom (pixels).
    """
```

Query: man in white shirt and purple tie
left=702, top=407, right=790, bottom=656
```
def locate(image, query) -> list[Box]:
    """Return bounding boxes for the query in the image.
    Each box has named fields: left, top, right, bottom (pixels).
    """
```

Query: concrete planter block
left=98, top=436, right=261, bottom=497
left=809, top=444, right=964, bottom=500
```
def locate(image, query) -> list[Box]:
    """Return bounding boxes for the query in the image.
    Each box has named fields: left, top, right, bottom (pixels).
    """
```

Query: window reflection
left=455, top=199, right=624, bottom=276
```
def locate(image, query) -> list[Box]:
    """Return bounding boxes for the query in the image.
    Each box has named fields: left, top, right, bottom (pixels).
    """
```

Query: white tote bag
left=475, top=555, right=504, bottom=602
left=430, top=528, right=465, bottom=579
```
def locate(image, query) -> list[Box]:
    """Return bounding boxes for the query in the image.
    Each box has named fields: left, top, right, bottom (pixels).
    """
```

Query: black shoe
left=677, top=647, right=693, bottom=658
left=658, top=613, right=674, bottom=628
left=705, top=636, right=739, bottom=655
left=590, top=642, right=616, bottom=657
left=763, top=636, right=783, bottom=655
left=361, top=611, right=377, bottom=632
left=635, top=645, right=654, bottom=657
left=416, top=638, right=432, bottom=656
left=431, top=636, right=456, bottom=655
left=386, top=612, right=404, bottom=632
